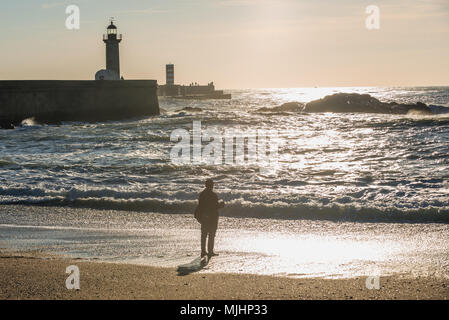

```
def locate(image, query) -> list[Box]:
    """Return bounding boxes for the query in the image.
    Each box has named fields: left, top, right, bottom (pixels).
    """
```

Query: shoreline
left=1, top=205, right=449, bottom=282
left=0, top=250, right=447, bottom=300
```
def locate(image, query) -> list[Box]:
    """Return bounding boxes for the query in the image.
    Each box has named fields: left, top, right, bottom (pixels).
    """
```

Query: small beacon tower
left=103, top=20, right=122, bottom=80
left=166, top=64, right=174, bottom=85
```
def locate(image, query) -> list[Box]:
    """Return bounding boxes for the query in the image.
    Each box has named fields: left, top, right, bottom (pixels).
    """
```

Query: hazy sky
left=0, top=0, right=448, bottom=88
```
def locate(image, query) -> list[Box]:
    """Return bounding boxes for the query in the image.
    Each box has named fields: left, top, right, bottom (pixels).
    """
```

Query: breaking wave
left=1, top=187, right=448, bottom=223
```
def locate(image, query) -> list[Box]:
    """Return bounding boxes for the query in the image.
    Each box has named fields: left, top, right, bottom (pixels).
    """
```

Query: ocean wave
left=2, top=87, right=449, bottom=225
left=0, top=157, right=18, bottom=167
left=2, top=196, right=447, bottom=223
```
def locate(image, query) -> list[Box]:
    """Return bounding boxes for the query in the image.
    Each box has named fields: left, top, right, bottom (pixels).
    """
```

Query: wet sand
left=0, top=251, right=447, bottom=300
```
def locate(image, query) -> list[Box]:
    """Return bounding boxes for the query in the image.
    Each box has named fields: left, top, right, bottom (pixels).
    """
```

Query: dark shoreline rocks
left=303, top=93, right=441, bottom=115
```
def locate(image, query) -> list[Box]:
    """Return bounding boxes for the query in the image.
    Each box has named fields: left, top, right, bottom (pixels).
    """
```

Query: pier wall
left=0, top=80, right=159, bottom=128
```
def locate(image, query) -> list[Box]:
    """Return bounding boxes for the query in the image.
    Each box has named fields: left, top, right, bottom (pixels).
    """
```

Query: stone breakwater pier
left=0, top=80, right=159, bottom=129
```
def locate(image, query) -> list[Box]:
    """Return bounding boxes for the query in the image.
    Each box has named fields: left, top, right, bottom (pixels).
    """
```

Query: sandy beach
left=0, top=250, right=447, bottom=300
left=1, top=0, right=449, bottom=305
left=1, top=205, right=449, bottom=301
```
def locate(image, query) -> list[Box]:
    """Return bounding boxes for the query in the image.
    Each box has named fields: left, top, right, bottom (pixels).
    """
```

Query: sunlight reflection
left=219, top=232, right=401, bottom=278
left=241, top=234, right=385, bottom=262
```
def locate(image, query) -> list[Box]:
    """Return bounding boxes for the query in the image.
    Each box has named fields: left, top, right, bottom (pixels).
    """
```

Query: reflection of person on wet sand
left=195, top=179, right=225, bottom=258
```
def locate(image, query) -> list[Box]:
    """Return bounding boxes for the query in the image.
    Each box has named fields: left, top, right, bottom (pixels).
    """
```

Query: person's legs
left=200, top=223, right=208, bottom=256
left=207, top=218, right=218, bottom=255
left=207, top=227, right=216, bottom=254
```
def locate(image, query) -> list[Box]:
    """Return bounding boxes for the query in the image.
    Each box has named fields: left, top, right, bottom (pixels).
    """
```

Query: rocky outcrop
left=257, top=102, right=304, bottom=113
left=304, top=93, right=435, bottom=115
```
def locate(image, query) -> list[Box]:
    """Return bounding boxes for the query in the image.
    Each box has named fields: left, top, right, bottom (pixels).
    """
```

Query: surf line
left=179, top=304, right=214, bottom=318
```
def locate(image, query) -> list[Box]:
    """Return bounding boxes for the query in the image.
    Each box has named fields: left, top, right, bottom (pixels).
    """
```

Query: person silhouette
left=196, top=179, right=225, bottom=258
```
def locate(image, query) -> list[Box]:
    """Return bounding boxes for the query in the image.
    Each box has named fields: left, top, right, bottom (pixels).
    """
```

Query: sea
left=0, top=86, right=448, bottom=279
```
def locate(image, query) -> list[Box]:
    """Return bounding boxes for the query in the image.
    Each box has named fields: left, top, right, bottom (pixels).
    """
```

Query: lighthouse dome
left=106, top=21, right=118, bottom=36
left=95, top=69, right=119, bottom=81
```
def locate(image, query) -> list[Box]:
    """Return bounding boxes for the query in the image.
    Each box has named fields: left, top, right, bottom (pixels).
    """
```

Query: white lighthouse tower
left=96, top=20, right=122, bottom=80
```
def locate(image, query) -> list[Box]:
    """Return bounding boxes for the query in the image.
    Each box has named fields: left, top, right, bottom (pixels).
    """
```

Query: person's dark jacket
left=196, top=188, right=221, bottom=223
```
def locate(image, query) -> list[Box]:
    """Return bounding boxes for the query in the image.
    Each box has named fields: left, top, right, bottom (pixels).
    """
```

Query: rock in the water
left=257, top=102, right=304, bottom=113
left=304, top=93, right=433, bottom=115
left=177, top=107, right=203, bottom=112
left=388, top=101, right=432, bottom=115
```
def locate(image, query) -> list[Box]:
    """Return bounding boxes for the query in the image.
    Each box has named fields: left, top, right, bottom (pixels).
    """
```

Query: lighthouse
left=102, top=20, right=122, bottom=80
